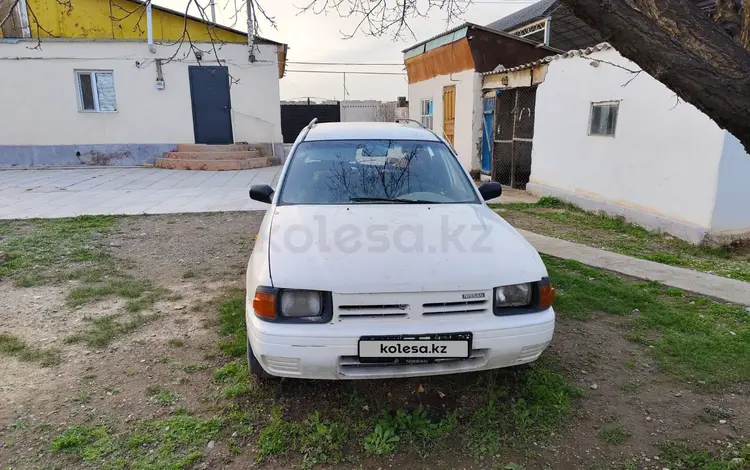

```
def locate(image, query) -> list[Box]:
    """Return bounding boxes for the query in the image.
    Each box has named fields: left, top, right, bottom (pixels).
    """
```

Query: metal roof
left=402, top=22, right=560, bottom=55
left=485, top=0, right=558, bottom=32
left=481, top=42, right=612, bottom=76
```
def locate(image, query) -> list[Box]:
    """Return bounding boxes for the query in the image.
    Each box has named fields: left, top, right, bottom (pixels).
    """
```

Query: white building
left=0, top=37, right=286, bottom=167
left=403, top=23, right=557, bottom=172
left=483, top=43, right=750, bottom=244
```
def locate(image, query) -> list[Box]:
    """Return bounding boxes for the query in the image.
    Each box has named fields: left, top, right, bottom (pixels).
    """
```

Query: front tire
left=247, top=338, right=275, bottom=379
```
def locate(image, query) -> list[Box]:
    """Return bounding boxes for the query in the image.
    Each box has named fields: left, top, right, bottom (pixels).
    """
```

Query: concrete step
left=165, top=150, right=262, bottom=160
left=176, top=144, right=259, bottom=153
left=155, top=157, right=280, bottom=171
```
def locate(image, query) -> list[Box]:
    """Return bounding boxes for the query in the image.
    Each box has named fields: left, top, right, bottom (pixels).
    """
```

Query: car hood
left=267, top=204, right=546, bottom=294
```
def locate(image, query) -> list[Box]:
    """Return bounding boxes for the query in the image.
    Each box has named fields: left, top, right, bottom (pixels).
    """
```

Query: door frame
left=188, top=65, right=234, bottom=145
left=442, top=85, right=456, bottom=146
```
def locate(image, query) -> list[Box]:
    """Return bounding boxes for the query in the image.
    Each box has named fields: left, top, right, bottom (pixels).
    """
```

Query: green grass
left=467, top=360, right=582, bottom=456
left=0, top=216, right=115, bottom=281
left=65, top=312, right=160, bottom=348
left=168, top=338, right=186, bottom=348
left=493, top=197, right=750, bottom=282
left=50, top=414, right=222, bottom=469
left=67, top=278, right=167, bottom=310
left=0, top=332, right=61, bottom=366
left=657, top=441, right=750, bottom=469
left=217, top=292, right=247, bottom=358
left=147, top=386, right=178, bottom=406
left=597, top=424, right=631, bottom=445
left=545, top=256, right=750, bottom=386
left=213, top=362, right=252, bottom=398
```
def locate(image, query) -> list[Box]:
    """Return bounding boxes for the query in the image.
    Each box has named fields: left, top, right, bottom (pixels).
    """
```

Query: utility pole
left=342, top=72, right=346, bottom=121
left=209, top=0, right=216, bottom=23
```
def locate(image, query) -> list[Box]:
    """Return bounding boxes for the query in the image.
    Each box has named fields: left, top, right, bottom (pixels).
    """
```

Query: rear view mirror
left=478, top=182, right=502, bottom=201
left=249, top=184, right=274, bottom=204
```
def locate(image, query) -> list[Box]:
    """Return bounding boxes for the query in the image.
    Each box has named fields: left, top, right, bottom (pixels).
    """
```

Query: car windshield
left=278, top=140, right=480, bottom=205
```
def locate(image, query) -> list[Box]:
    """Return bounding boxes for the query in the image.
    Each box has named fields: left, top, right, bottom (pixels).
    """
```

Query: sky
left=157, top=0, right=537, bottom=101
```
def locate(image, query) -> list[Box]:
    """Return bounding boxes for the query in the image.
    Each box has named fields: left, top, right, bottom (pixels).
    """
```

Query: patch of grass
left=617, top=381, right=640, bottom=393
left=147, top=386, right=178, bottom=406
left=597, top=424, right=631, bottom=445
left=217, top=292, right=247, bottom=358
left=71, top=392, right=91, bottom=404
left=546, top=256, right=750, bottom=386
left=214, top=362, right=252, bottom=398
left=698, top=407, right=732, bottom=424
left=9, top=419, right=27, bottom=430
left=624, top=360, right=636, bottom=369
left=66, top=313, right=160, bottom=348
left=468, top=360, right=582, bottom=456
left=67, top=278, right=167, bottom=311
left=0, top=332, right=61, bottom=366
left=364, top=405, right=455, bottom=454
left=0, top=216, right=115, bottom=281
left=257, top=407, right=347, bottom=468
left=657, top=441, right=750, bottom=469
left=167, top=338, right=186, bottom=348
left=182, top=270, right=197, bottom=279
left=494, top=199, right=750, bottom=282
left=50, top=414, right=222, bottom=468
left=182, top=364, right=207, bottom=373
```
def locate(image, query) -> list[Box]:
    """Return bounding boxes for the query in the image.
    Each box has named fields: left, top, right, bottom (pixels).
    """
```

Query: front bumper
left=246, top=303, right=555, bottom=380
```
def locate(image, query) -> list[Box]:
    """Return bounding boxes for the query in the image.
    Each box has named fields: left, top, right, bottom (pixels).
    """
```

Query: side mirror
left=478, top=182, right=503, bottom=201
left=249, top=184, right=274, bottom=204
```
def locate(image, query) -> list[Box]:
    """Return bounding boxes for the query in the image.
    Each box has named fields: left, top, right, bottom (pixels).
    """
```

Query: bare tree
left=372, top=102, right=397, bottom=122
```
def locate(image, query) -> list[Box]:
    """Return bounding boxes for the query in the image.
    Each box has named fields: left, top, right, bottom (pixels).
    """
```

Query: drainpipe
left=146, top=1, right=156, bottom=53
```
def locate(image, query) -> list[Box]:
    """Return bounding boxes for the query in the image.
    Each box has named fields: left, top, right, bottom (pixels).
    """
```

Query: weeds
left=66, top=313, right=160, bottom=348
left=50, top=414, right=222, bottom=468
left=147, top=386, right=178, bottom=406
left=597, top=424, right=631, bottom=445
left=0, top=332, right=61, bottom=366
left=217, top=292, right=247, bottom=358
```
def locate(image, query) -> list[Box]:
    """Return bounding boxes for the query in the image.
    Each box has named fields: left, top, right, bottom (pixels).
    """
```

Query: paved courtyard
left=0, top=167, right=280, bottom=219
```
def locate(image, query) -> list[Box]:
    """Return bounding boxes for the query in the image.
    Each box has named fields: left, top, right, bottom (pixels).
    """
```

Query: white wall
left=408, top=69, right=482, bottom=170
left=710, top=133, right=750, bottom=235
left=0, top=39, right=282, bottom=146
left=530, top=48, right=727, bottom=233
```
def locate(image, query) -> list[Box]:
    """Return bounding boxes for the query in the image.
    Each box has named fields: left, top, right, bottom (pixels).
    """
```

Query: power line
left=287, top=61, right=404, bottom=66
left=285, top=70, right=406, bottom=75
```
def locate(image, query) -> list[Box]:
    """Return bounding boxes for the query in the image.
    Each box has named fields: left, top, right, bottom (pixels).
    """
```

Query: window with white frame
left=76, top=71, right=117, bottom=112
left=421, top=99, right=433, bottom=129
left=589, top=101, right=619, bottom=136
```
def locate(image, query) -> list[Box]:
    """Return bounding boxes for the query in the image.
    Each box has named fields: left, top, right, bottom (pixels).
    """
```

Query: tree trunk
left=743, top=0, right=750, bottom=50
left=560, top=0, right=750, bottom=152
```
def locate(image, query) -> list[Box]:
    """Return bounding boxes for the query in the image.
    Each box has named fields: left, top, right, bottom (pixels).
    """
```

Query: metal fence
left=492, top=86, right=538, bottom=189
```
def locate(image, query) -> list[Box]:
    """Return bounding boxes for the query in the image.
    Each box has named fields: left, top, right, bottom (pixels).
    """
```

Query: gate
left=492, top=87, right=537, bottom=189
left=281, top=102, right=340, bottom=143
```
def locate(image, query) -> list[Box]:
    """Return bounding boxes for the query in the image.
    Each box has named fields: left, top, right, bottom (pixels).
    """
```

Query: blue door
left=188, top=66, right=234, bottom=144
left=481, top=96, right=496, bottom=174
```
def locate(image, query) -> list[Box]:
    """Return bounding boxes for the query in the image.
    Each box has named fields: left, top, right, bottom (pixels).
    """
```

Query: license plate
left=358, top=332, right=472, bottom=360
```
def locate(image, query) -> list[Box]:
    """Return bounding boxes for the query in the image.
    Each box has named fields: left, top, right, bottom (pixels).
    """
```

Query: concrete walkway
left=519, top=229, right=750, bottom=307
left=0, top=167, right=280, bottom=219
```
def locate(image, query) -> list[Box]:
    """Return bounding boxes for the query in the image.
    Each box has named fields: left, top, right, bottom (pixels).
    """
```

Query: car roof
left=303, top=122, right=441, bottom=142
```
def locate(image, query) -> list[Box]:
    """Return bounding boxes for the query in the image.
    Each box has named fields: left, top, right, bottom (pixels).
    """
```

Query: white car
left=245, top=120, right=555, bottom=380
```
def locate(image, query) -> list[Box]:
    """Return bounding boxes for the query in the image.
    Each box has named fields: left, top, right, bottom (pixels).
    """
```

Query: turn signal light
left=539, top=283, right=556, bottom=309
left=253, top=290, right=276, bottom=319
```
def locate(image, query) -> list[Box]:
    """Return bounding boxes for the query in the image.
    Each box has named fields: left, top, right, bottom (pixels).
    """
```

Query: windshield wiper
left=349, top=197, right=437, bottom=204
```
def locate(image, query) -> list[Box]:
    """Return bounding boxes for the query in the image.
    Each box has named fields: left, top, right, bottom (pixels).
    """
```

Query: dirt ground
left=0, top=212, right=748, bottom=469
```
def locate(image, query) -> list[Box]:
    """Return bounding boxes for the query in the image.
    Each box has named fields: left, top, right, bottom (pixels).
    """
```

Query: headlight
left=280, top=290, right=323, bottom=317
left=252, top=287, right=331, bottom=322
left=494, top=283, right=533, bottom=308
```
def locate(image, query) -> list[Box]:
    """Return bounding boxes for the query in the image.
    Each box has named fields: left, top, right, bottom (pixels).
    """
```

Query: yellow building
left=0, top=0, right=288, bottom=167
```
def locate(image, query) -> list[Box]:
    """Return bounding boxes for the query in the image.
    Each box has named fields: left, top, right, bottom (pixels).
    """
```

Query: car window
left=278, top=140, right=479, bottom=205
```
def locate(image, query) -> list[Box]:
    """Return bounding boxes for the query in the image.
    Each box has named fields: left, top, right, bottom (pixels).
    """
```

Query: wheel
left=247, top=338, right=275, bottom=379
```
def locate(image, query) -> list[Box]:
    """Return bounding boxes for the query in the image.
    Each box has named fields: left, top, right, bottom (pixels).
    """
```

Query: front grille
left=422, top=299, right=490, bottom=316
left=337, top=304, right=409, bottom=319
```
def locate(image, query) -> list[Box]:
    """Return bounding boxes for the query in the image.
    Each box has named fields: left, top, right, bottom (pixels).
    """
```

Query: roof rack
left=395, top=118, right=426, bottom=129
left=299, top=118, right=318, bottom=143
left=396, top=118, right=446, bottom=142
